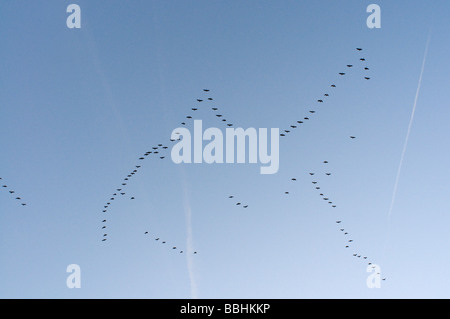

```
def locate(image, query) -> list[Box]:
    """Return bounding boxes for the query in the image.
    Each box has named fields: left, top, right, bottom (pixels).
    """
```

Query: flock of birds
left=1, top=46, right=385, bottom=282
left=0, top=177, right=27, bottom=207
left=97, top=88, right=232, bottom=253
left=98, top=81, right=256, bottom=255
left=98, top=47, right=386, bottom=281
left=273, top=48, right=386, bottom=280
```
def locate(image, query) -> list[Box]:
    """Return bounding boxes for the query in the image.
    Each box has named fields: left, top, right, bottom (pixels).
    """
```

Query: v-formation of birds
left=98, top=87, right=231, bottom=253
left=96, top=47, right=384, bottom=279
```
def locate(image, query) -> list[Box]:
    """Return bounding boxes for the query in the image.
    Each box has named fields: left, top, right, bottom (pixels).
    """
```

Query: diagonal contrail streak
left=181, top=169, right=198, bottom=299
left=387, top=32, right=431, bottom=221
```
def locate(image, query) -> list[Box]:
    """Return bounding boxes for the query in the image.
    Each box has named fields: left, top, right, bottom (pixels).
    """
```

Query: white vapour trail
left=182, top=172, right=198, bottom=299
left=387, top=33, right=431, bottom=221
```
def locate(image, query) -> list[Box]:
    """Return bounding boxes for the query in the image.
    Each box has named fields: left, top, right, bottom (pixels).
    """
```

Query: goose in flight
left=203, top=89, right=210, bottom=92
left=339, top=72, right=345, bottom=75
left=356, top=48, right=363, bottom=51
left=197, top=99, right=203, bottom=102
left=331, top=84, right=336, bottom=87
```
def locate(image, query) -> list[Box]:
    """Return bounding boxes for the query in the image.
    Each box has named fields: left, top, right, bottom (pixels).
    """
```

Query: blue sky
left=1, top=0, right=450, bottom=298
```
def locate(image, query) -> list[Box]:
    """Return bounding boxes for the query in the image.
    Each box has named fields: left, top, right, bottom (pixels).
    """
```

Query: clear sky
left=1, top=0, right=449, bottom=299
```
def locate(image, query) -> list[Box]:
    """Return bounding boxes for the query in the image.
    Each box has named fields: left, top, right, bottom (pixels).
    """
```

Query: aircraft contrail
left=387, top=32, right=431, bottom=221
left=181, top=169, right=198, bottom=299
